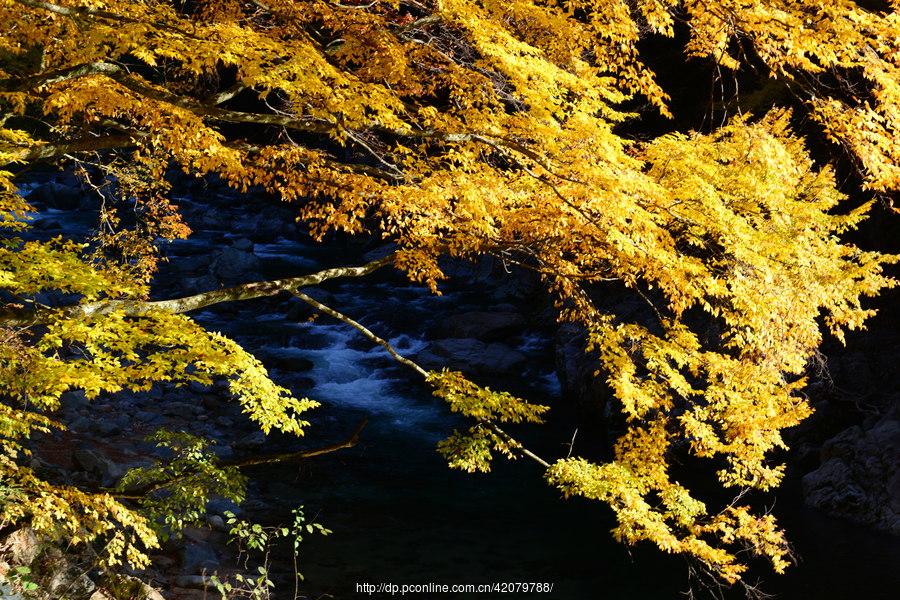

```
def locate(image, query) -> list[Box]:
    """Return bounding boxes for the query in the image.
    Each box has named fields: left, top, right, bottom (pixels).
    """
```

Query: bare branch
left=1, top=254, right=396, bottom=326
left=227, top=417, right=368, bottom=468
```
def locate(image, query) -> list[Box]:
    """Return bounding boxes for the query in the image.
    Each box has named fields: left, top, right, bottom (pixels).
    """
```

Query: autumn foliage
left=1, top=0, right=899, bottom=587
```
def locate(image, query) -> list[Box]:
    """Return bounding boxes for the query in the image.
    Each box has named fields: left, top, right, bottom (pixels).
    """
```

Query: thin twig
left=113, top=418, right=368, bottom=500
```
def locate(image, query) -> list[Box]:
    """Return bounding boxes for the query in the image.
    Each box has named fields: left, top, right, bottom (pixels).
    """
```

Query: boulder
left=210, top=247, right=262, bottom=282
left=428, top=311, right=525, bottom=342
left=206, top=515, right=227, bottom=532
left=72, top=448, right=124, bottom=486
left=27, top=180, right=85, bottom=210
left=69, top=417, right=93, bottom=432
left=802, top=415, right=900, bottom=534
left=99, top=575, right=166, bottom=600
left=182, top=274, right=219, bottom=294
left=60, top=391, right=89, bottom=411
left=0, top=581, right=26, bottom=600
left=94, top=418, right=123, bottom=437
left=172, top=253, right=213, bottom=275
left=362, top=243, right=397, bottom=262
left=178, top=542, right=219, bottom=573
left=231, top=237, right=254, bottom=251
left=47, top=569, right=95, bottom=599
left=234, top=431, right=266, bottom=450
left=183, top=526, right=225, bottom=546
left=416, top=338, right=526, bottom=376
left=161, top=401, right=199, bottom=419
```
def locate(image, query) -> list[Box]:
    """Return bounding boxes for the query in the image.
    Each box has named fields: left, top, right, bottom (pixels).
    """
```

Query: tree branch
left=0, top=61, right=122, bottom=93
left=224, top=416, right=368, bottom=468
left=1, top=254, right=396, bottom=326
left=1, top=135, right=138, bottom=166
left=14, top=0, right=203, bottom=39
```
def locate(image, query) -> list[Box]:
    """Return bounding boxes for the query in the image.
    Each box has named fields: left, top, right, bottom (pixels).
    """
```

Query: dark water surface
left=16, top=174, right=900, bottom=599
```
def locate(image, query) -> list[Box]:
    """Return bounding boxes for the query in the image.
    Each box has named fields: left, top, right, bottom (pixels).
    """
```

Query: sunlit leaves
left=117, top=430, right=247, bottom=540
left=427, top=369, right=549, bottom=424
left=1, top=0, right=898, bottom=584
left=429, top=370, right=548, bottom=472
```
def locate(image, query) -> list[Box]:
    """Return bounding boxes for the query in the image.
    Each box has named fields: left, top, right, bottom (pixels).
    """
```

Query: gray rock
left=232, top=237, right=254, bottom=251
left=143, top=583, right=167, bottom=600
left=135, top=410, right=160, bottom=423
left=174, top=575, right=213, bottom=589
left=244, top=205, right=294, bottom=239
left=173, top=253, right=213, bottom=275
left=235, top=431, right=266, bottom=450
left=211, top=246, right=261, bottom=282
left=32, top=218, right=62, bottom=231
left=188, top=381, right=211, bottom=394
left=183, top=526, right=225, bottom=546
left=28, top=181, right=84, bottom=210
left=206, top=499, right=241, bottom=517
left=60, top=390, right=89, bottom=411
left=94, top=419, right=122, bottom=436
left=211, top=445, right=234, bottom=460
left=47, top=569, right=95, bottom=598
left=803, top=458, right=867, bottom=513
left=179, top=542, right=219, bottom=572
left=206, top=514, right=227, bottom=532
left=149, top=554, right=177, bottom=569
left=183, top=274, right=219, bottom=294
left=0, top=581, right=26, bottom=600
left=162, top=401, right=199, bottom=419
left=111, top=413, right=131, bottom=429
left=428, top=311, right=525, bottom=342
left=820, top=425, right=864, bottom=461
left=362, top=243, right=397, bottom=262
left=201, top=210, right=229, bottom=229
left=202, top=395, right=225, bottom=410
left=73, top=448, right=124, bottom=486
left=554, top=323, right=608, bottom=421
left=69, top=417, right=93, bottom=432
left=416, top=338, right=526, bottom=376
left=802, top=416, right=900, bottom=534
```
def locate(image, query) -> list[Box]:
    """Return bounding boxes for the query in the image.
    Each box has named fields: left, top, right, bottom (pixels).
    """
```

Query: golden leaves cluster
left=1, top=0, right=898, bottom=582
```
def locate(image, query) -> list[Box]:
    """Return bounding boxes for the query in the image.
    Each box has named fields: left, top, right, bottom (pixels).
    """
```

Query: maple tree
left=1, top=0, right=899, bottom=590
